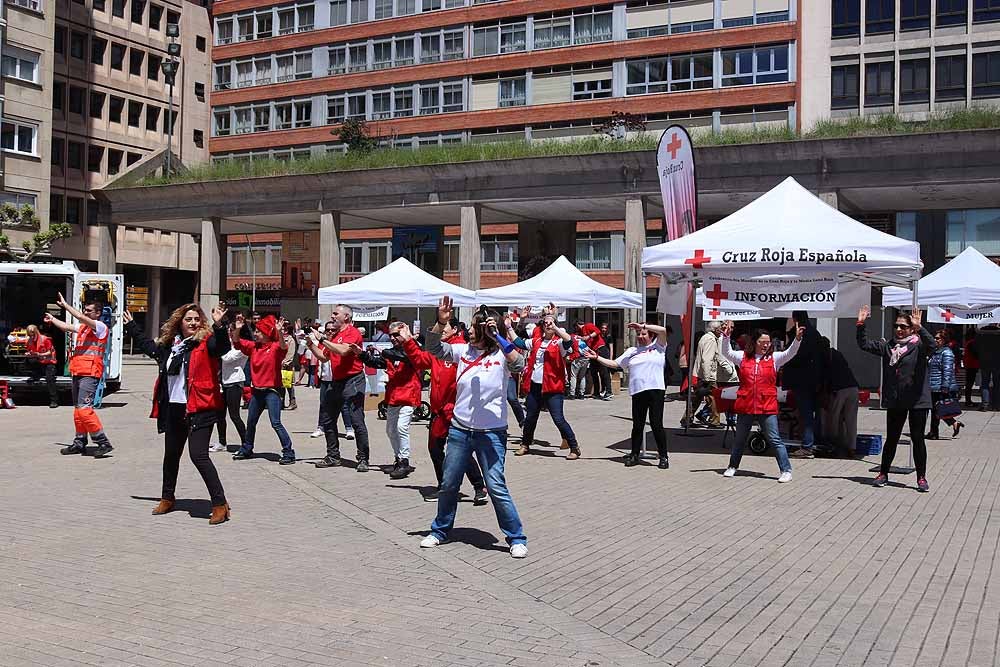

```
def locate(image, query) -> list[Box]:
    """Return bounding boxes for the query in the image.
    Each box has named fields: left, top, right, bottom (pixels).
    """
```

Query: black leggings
left=882, top=408, right=928, bottom=479
left=217, top=384, right=247, bottom=447
left=630, top=389, right=668, bottom=458
left=163, top=403, right=227, bottom=506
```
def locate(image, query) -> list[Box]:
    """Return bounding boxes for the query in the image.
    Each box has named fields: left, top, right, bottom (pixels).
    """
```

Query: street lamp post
left=161, top=23, right=181, bottom=175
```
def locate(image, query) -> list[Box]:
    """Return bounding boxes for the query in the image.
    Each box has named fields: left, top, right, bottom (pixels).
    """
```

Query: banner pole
left=684, top=280, right=699, bottom=437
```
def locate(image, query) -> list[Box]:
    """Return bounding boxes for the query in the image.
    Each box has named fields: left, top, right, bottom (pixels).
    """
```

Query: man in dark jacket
left=783, top=311, right=826, bottom=458
left=976, top=325, right=1000, bottom=411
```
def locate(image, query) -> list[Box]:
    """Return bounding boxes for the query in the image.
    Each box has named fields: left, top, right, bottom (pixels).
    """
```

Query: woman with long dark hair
left=123, top=303, right=232, bottom=525
left=857, top=305, right=935, bottom=492
left=415, top=297, right=529, bottom=558
left=718, top=325, right=803, bottom=483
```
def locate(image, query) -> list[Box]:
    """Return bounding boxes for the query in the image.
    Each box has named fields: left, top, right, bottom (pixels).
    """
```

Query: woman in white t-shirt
left=587, top=322, right=670, bottom=469
left=410, top=296, right=530, bottom=559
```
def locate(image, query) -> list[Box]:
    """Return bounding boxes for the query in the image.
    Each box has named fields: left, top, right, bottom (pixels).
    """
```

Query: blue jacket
left=927, top=346, right=958, bottom=393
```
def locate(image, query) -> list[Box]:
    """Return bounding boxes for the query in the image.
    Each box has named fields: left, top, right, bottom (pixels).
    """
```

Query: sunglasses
left=894, top=324, right=910, bottom=329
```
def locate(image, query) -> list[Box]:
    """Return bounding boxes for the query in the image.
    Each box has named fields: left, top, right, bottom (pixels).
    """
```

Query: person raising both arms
left=230, top=313, right=296, bottom=465
left=44, top=292, right=113, bottom=458
left=516, top=305, right=581, bottom=461
left=857, top=305, right=935, bottom=492
left=123, top=304, right=233, bottom=525
left=718, top=325, right=804, bottom=483
left=418, top=297, right=529, bottom=559
left=586, top=322, right=671, bottom=469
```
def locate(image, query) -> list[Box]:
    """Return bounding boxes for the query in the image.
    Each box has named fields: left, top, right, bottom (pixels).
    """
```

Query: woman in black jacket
left=123, top=303, right=233, bottom=524
left=856, top=305, right=935, bottom=492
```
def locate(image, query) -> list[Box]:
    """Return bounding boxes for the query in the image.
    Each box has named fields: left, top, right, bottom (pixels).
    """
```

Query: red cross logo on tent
left=705, top=283, right=729, bottom=307
left=709, top=309, right=721, bottom=319
left=666, top=132, right=683, bottom=160
left=684, top=249, right=711, bottom=269
left=941, top=309, right=955, bottom=322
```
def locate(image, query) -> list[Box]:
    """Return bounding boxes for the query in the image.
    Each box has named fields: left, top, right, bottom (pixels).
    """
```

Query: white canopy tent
left=642, top=177, right=922, bottom=286
left=476, top=255, right=644, bottom=309
left=317, top=257, right=477, bottom=307
left=882, top=246, right=1000, bottom=307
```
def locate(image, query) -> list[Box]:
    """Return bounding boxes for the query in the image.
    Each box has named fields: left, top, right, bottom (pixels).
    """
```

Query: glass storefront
left=897, top=209, right=1000, bottom=259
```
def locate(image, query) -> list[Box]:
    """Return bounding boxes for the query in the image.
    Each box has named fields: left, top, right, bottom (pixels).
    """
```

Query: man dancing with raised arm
left=44, top=292, right=114, bottom=458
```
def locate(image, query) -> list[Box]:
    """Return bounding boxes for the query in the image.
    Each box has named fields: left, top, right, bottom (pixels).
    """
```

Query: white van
left=0, top=261, right=124, bottom=397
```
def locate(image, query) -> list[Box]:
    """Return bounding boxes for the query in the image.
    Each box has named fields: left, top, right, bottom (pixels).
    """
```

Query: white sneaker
left=778, top=471, right=793, bottom=483
left=510, top=544, right=528, bottom=559
left=345, top=428, right=356, bottom=440
left=723, top=467, right=737, bottom=477
left=310, top=429, right=324, bottom=438
left=420, top=535, right=441, bottom=548
left=208, top=442, right=226, bottom=452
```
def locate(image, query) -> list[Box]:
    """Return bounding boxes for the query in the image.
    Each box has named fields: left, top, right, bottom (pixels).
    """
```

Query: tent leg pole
left=684, top=282, right=698, bottom=437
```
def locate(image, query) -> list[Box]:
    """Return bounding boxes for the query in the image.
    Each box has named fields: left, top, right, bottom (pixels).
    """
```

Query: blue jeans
left=794, top=389, right=820, bottom=450
left=730, top=414, right=791, bottom=473
left=982, top=367, right=1000, bottom=409
left=506, top=376, right=525, bottom=427
left=244, top=389, right=294, bottom=456
left=430, top=427, right=526, bottom=546
left=521, top=382, right=578, bottom=449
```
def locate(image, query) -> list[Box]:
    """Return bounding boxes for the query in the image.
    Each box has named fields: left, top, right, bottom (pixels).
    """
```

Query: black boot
left=390, top=458, right=411, bottom=479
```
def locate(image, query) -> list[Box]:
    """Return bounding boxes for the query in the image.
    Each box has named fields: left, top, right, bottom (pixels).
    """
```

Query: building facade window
left=831, top=64, right=860, bottom=108
left=498, top=77, right=527, bottom=107
left=943, top=209, right=1000, bottom=257
left=572, top=77, right=613, bottom=100
left=865, top=0, right=894, bottom=34
left=899, top=58, right=930, bottom=102
left=937, top=0, right=967, bottom=26
left=0, top=191, right=38, bottom=209
left=900, top=0, right=931, bottom=31
left=228, top=244, right=283, bottom=275
left=481, top=236, right=518, bottom=271
left=1, top=121, right=38, bottom=156
left=936, top=54, right=966, bottom=100
left=1, top=46, right=40, bottom=84
left=571, top=6, right=613, bottom=44
left=721, top=44, right=789, bottom=86
left=575, top=233, right=619, bottom=270
left=974, top=0, right=1000, bottom=24
left=626, top=52, right=713, bottom=95
left=473, top=20, right=528, bottom=56
left=340, top=241, right=392, bottom=274
left=865, top=61, right=894, bottom=106
left=973, top=51, right=1000, bottom=97
left=443, top=239, right=460, bottom=272
left=533, top=15, right=571, bottom=50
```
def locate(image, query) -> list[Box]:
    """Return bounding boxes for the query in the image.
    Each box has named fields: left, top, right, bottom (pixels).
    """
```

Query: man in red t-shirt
left=307, top=305, right=370, bottom=471
left=577, top=321, right=611, bottom=400
left=26, top=324, right=59, bottom=407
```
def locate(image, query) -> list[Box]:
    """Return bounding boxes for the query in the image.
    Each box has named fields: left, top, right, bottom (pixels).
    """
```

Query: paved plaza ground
left=2, top=358, right=1000, bottom=667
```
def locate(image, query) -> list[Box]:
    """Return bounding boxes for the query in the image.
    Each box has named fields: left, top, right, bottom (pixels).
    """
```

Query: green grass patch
left=127, top=107, right=1000, bottom=188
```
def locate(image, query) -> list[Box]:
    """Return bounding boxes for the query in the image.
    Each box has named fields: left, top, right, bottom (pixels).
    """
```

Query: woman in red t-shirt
left=231, top=313, right=295, bottom=465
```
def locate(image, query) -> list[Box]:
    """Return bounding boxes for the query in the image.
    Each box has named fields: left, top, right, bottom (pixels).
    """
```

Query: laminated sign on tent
left=882, top=246, right=1000, bottom=323
left=317, top=257, right=477, bottom=307
left=476, top=256, right=643, bottom=309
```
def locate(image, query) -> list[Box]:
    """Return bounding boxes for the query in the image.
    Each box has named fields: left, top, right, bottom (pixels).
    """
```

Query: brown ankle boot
left=209, top=503, right=230, bottom=525
left=515, top=445, right=530, bottom=456
left=151, top=499, right=175, bottom=515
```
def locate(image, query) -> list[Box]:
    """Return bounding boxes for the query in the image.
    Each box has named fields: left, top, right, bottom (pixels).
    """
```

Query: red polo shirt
left=580, top=323, right=605, bottom=350
left=331, top=325, right=364, bottom=380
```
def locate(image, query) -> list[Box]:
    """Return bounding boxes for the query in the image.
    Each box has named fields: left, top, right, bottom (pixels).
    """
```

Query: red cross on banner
left=705, top=283, right=729, bottom=307
left=684, top=249, right=711, bottom=269
left=942, top=309, right=955, bottom=322
left=709, top=309, right=721, bottom=319
left=666, top=132, right=683, bottom=160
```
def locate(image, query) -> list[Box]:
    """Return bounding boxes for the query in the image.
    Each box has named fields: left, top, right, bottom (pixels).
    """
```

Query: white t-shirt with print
left=616, top=342, right=667, bottom=395
left=530, top=338, right=571, bottom=384
left=449, top=342, right=510, bottom=431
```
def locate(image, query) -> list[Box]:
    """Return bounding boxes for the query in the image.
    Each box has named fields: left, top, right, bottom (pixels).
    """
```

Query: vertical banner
left=656, top=125, right=699, bottom=396
left=656, top=125, right=698, bottom=243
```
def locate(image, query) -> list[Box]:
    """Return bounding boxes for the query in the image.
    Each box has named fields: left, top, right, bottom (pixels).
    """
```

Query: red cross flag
left=656, top=125, right=697, bottom=243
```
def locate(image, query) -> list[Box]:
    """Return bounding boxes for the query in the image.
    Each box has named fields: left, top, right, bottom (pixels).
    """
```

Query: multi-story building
left=799, top=1, right=1000, bottom=272
left=2, top=0, right=56, bottom=242
left=208, top=0, right=799, bottom=158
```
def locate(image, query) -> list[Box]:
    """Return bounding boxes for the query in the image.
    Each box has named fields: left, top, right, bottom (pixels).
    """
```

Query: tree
left=595, top=111, right=647, bottom=140
left=0, top=204, right=73, bottom=262
left=333, top=117, right=378, bottom=154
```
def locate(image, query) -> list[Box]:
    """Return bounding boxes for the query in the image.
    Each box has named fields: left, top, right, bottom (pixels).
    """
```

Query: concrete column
left=624, top=197, right=647, bottom=347
left=148, top=266, right=163, bottom=326
left=199, top=217, right=223, bottom=317
left=818, top=191, right=838, bottom=210
left=319, top=211, right=341, bottom=321
left=459, top=205, right=481, bottom=322
left=97, top=224, right=117, bottom=273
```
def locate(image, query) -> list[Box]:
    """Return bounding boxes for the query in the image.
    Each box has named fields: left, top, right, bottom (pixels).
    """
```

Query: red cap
left=256, top=315, right=277, bottom=340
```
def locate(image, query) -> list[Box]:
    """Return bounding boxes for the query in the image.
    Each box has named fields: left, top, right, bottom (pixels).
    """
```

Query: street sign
left=126, top=285, right=148, bottom=312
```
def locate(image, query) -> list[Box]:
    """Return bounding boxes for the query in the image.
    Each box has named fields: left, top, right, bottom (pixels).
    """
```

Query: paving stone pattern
left=1, top=360, right=998, bottom=667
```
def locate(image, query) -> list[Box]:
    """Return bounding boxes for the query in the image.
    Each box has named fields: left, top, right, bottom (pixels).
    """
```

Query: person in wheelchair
left=719, top=326, right=804, bottom=483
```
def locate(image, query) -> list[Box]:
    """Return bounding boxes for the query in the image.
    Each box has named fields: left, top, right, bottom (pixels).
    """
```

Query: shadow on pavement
left=131, top=495, right=212, bottom=519
left=407, top=527, right=507, bottom=552
left=812, top=474, right=910, bottom=489
left=690, top=468, right=771, bottom=479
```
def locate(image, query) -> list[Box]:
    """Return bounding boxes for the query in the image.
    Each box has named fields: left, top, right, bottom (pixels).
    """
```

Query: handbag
left=281, top=369, right=294, bottom=389
left=934, top=396, right=962, bottom=419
